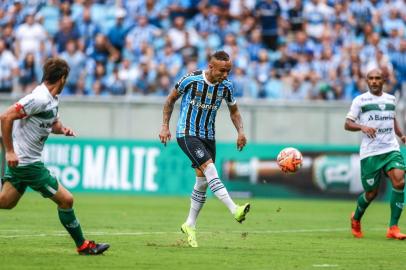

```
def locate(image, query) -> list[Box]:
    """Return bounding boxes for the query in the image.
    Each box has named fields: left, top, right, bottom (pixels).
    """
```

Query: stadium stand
left=0, top=0, right=405, bottom=100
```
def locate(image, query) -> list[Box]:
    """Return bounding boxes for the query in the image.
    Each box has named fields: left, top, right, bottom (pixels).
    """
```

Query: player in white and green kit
left=345, top=68, right=406, bottom=239
left=0, top=58, right=109, bottom=254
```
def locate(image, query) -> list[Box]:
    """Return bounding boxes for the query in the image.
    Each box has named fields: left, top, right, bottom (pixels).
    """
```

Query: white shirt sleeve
left=346, top=97, right=360, bottom=121
left=17, top=93, right=47, bottom=116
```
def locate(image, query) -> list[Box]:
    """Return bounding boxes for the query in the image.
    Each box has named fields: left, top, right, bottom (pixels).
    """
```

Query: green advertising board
left=43, top=138, right=193, bottom=195
left=4, top=137, right=405, bottom=200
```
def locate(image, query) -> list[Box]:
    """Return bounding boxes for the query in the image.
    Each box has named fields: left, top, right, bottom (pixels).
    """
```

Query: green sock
left=390, top=188, right=404, bottom=227
left=58, top=208, right=85, bottom=247
left=354, top=193, right=370, bottom=220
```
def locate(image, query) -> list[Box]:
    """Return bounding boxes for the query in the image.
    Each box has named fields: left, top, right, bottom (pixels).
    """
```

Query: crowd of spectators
left=0, top=0, right=405, bottom=101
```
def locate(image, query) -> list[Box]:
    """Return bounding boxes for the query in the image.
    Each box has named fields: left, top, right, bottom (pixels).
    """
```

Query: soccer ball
left=277, top=147, right=303, bottom=173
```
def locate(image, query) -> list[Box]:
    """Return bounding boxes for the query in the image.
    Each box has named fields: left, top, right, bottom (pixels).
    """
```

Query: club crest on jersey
left=378, top=104, right=385, bottom=110
left=366, top=178, right=375, bottom=186
left=195, top=148, right=205, bottom=159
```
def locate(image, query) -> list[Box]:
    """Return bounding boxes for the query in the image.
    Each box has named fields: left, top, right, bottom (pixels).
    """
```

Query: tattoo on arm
left=163, top=90, right=179, bottom=125
left=163, top=100, right=174, bottom=125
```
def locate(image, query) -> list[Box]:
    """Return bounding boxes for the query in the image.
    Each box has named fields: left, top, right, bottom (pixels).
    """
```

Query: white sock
left=204, top=163, right=237, bottom=214
left=186, top=176, right=207, bottom=227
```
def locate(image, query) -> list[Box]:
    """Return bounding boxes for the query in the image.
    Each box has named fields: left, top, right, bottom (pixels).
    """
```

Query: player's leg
left=24, top=163, right=86, bottom=249
left=25, top=162, right=108, bottom=254
left=380, top=151, right=406, bottom=239
left=200, top=160, right=250, bottom=223
left=200, top=138, right=250, bottom=221
left=185, top=168, right=208, bottom=228
left=387, top=168, right=405, bottom=227
left=50, top=184, right=85, bottom=247
left=386, top=167, right=406, bottom=239
left=0, top=181, right=23, bottom=209
left=200, top=159, right=236, bottom=212
left=0, top=167, right=28, bottom=209
left=351, top=188, right=377, bottom=238
left=181, top=169, right=207, bottom=247
left=355, top=155, right=385, bottom=221
left=177, top=136, right=250, bottom=222
left=51, top=184, right=110, bottom=254
left=351, top=156, right=381, bottom=238
left=353, top=189, right=377, bottom=221
left=177, top=137, right=209, bottom=247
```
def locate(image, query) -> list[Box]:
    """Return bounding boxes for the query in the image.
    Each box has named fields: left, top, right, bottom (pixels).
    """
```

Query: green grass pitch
left=0, top=194, right=405, bottom=270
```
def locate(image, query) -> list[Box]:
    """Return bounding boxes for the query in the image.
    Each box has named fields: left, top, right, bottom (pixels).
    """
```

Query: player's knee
left=195, top=178, right=208, bottom=191
left=0, top=195, right=16, bottom=209
left=365, top=190, right=378, bottom=201
left=202, top=162, right=218, bottom=180
left=393, top=178, right=405, bottom=190
left=59, top=194, right=74, bottom=209
left=3, top=202, right=17, bottom=209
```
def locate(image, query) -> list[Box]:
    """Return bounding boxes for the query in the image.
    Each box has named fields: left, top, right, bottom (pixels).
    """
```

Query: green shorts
left=361, top=151, right=406, bottom=192
left=3, top=161, right=59, bottom=198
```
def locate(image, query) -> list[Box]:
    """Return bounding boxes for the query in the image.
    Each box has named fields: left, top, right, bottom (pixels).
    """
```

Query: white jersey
left=346, top=91, right=399, bottom=160
left=13, top=83, right=59, bottom=165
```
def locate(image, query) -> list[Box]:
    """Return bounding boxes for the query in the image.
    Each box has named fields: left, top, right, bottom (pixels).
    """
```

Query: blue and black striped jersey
left=175, top=70, right=236, bottom=140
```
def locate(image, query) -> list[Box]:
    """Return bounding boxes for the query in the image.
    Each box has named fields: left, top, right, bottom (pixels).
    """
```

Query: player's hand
left=361, top=125, right=377, bottom=139
left=236, top=132, right=247, bottom=151
left=6, top=151, right=19, bottom=167
left=400, top=135, right=406, bottom=144
left=62, top=126, right=76, bottom=137
left=159, top=124, right=171, bottom=146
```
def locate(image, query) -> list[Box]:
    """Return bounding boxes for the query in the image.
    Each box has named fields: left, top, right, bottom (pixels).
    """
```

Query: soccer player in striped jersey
left=345, top=68, right=406, bottom=239
left=159, top=51, right=250, bottom=247
left=0, top=58, right=109, bottom=255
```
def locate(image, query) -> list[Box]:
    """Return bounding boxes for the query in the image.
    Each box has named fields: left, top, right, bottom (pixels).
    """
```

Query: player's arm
left=159, top=88, right=181, bottom=146
left=344, top=98, right=376, bottom=138
left=394, top=117, right=406, bottom=144
left=0, top=104, right=27, bottom=167
left=344, top=118, right=377, bottom=138
left=228, top=103, right=247, bottom=151
left=52, top=118, right=76, bottom=136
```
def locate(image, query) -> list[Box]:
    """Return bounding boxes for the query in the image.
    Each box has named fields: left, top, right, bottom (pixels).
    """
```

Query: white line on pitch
left=313, top=264, right=338, bottom=268
left=0, top=227, right=385, bottom=238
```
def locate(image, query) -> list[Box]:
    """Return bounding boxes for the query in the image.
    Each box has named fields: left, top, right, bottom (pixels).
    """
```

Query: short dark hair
left=211, top=51, right=230, bottom=61
left=41, top=58, right=70, bottom=84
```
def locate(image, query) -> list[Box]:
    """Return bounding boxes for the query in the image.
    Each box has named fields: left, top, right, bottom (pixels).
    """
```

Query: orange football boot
left=77, top=240, right=110, bottom=255
left=351, top=212, right=363, bottom=238
left=386, top=225, right=406, bottom=240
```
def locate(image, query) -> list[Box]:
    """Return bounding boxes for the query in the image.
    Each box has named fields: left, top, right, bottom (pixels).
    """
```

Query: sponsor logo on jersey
left=368, top=115, right=395, bottom=121
left=39, top=122, right=53, bottom=128
left=195, top=148, right=205, bottom=159
left=376, top=127, right=393, bottom=134
left=190, top=99, right=218, bottom=110
left=366, top=178, right=375, bottom=186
